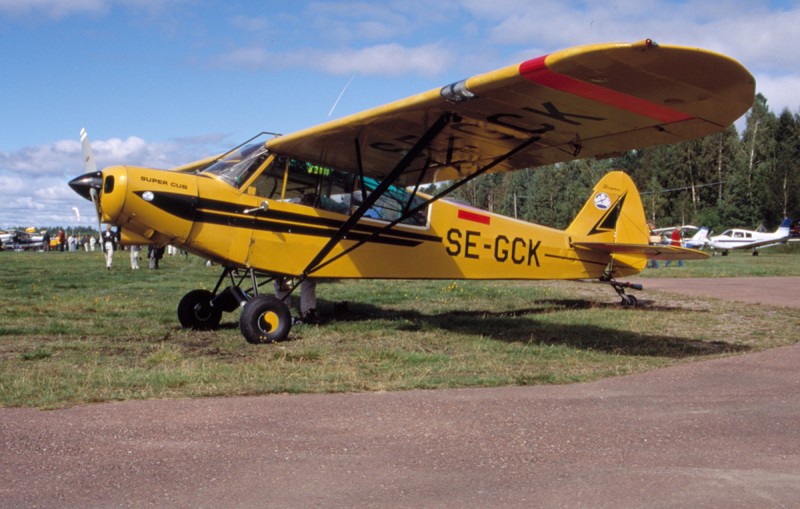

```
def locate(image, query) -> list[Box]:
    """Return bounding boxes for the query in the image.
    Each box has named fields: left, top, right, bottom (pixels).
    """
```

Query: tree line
left=447, top=94, right=800, bottom=232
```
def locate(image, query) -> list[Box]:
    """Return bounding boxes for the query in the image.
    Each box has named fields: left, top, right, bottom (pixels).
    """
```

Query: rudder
left=566, top=170, right=648, bottom=245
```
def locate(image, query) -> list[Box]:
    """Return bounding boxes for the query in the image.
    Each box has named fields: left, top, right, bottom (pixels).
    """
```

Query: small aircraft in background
left=0, top=228, right=45, bottom=251
left=650, top=225, right=710, bottom=249
left=707, top=218, right=792, bottom=256
left=68, top=39, right=754, bottom=343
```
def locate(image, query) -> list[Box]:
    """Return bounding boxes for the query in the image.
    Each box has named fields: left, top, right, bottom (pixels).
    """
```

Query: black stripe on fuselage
left=136, top=191, right=442, bottom=247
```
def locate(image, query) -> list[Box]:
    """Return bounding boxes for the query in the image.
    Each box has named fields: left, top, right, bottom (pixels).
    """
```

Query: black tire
left=621, top=294, right=638, bottom=307
left=240, top=295, right=292, bottom=344
left=177, top=289, right=222, bottom=330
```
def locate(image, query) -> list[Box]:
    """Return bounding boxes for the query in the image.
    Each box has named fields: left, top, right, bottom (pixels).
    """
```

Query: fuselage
left=707, top=219, right=791, bottom=252
left=71, top=148, right=647, bottom=281
left=91, top=165, right=615, bottom=280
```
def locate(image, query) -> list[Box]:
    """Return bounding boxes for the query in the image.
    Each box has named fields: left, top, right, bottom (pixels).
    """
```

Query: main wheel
left=621, top=294, right=638, bottom=307
left=177, top=289, right=222, bottom=330
left=240, top=295, right=292, bottom=344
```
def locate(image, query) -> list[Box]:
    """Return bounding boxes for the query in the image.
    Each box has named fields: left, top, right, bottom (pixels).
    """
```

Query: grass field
left=2, top=246, right=799, bottom=409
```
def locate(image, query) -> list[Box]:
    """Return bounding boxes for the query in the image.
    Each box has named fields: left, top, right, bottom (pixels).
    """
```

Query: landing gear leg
left=602, top=278, right=643, bottom=307
left=177, top=266, right=294, bottom=343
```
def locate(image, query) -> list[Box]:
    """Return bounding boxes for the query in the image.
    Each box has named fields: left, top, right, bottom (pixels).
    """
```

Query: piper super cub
left=69, top=40, right=755, bottom=343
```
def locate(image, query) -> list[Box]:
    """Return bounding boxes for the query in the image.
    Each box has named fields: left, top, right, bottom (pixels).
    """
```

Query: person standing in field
left=665, top=228, right=684, bottom=267
left=102, top=225, right=116, bottom=269
left=130, top=244, right=141, bottom=270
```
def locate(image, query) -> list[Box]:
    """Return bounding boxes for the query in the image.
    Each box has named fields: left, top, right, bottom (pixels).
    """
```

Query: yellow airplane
left=69, top=40, right=755, bottom=343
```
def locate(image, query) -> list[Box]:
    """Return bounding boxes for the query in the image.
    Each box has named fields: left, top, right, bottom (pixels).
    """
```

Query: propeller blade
left=74, top=129, right=105, bottom=264
left=80, top=127, right=97, bottom=174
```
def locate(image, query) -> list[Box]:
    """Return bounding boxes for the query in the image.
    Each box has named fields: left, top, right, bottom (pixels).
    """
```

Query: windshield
left=200, top=135, right=273, bottom=188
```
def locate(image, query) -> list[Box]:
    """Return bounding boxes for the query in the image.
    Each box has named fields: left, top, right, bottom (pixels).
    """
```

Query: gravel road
left=2, top=278, right=798, bottom=508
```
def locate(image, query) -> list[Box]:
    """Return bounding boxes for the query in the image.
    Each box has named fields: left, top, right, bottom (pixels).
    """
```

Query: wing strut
left=306, top=127, right=546, bottom=276
left=300, top=112, right=455, bottom=279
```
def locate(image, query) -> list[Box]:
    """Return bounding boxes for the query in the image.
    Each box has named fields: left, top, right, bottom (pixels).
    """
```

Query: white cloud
left=0, top=0, right=183, bottom=19
left=230, top=15, right=269, bottom=33
left=0, top=134, right=225, bottom=227
left=752, top=73, right=800, bottom=115
left=305, top=2, right=410, bottom=42
left=460, top=0, right=800, bottom=66
left=0, top=141, right=81, bottom=176
left=212, top=43, right=453, bottom=77
left=211, top=46, right=270, bottom=68
left=0, top=0, right=107, bottom=18
left=0, top=174, right=89, bottom=227
left=314, top=43, right=452, bottom=76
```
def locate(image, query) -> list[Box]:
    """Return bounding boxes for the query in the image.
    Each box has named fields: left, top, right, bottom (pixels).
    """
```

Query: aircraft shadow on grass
left=299, top=297, right=751, bottom=359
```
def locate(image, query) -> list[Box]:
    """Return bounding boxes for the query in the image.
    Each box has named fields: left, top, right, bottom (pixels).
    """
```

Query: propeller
left=68, top=128, right=104, bottom=252
left=80, top=127, right=97, bottom=173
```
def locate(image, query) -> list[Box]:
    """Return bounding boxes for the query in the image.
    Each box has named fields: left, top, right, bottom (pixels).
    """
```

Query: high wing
left=573, top=242, right=709, bottom=261
left=651, top=225, right=699, bottom=235
left=266, top=39, right=754, bottom=186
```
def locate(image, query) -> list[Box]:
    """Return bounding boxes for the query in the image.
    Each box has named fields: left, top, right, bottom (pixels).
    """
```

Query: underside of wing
left=574, top=242, right=710, bottom=260
left=266, top=39, right=754, bottom=186
left=738, top=238, right=789, bottom=250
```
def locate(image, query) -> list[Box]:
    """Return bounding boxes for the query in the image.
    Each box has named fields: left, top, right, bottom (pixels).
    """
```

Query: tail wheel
left=240, top=295, right=292, bottom=344
left=178, top=289, right=222, bottom=330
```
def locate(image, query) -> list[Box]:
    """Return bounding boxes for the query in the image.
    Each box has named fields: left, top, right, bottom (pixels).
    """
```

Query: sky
left=2, top=0, right=800, bottom=228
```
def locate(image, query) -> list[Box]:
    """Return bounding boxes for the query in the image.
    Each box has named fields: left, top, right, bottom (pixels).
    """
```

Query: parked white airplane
left=707, top=218, right=792, bottom=256
left=683, top=227, right=710, bottom=249
left=650, top=225, right=710, bottom=249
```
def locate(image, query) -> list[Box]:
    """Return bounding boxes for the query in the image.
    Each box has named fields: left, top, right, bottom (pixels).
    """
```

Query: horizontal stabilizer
left=573, top=242, right=709, bottom=260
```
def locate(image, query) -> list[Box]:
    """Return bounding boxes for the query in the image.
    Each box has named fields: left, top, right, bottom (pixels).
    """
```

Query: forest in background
left=447, top=94, right=800, bottom=232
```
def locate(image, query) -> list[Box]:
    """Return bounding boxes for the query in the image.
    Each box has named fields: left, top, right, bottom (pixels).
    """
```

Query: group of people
left=101, top=225, right=166, bottom=270
left=647, top=223, right=684, bottom=268
left=45, top=230, right=90, bottom=252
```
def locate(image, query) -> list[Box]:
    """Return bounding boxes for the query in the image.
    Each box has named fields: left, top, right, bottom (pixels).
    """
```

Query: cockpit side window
left=246, top=155, right=287, bottom=199
left=247, top=156, right=354, bottom=214
left=286, top=160, right=354, bottom=214
left=240, top=147, right=429, bottom=225
left=201, top=142, right=270, bottom=188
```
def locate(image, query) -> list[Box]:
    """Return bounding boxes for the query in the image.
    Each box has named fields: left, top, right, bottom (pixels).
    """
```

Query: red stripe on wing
left=519, top=56, right=693, bottom=124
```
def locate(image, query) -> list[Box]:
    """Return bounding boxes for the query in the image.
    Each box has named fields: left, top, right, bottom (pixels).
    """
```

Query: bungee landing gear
left=597, top=272, right=643, bottom=307
left=177, top=267, right=295, bottom=343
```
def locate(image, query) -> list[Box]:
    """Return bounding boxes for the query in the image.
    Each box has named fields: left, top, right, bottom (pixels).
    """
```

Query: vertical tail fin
left=566, top=170, right=648, bottom=245
left=566, top=170, right=648, bottom=276
left=692, top=227, right=709, bottom=242
left=777, top=217, right=792, bottom=235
